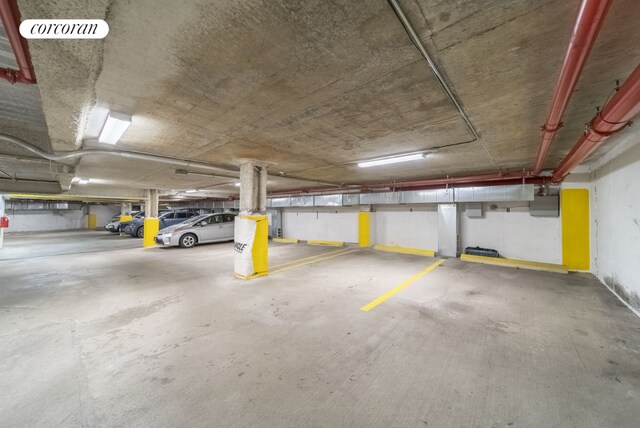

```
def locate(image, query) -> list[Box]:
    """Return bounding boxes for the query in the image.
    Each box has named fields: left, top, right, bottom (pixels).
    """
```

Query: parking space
left=1, top=231, right=639, bottom=427
left=1, top=0, right=640, bottom=426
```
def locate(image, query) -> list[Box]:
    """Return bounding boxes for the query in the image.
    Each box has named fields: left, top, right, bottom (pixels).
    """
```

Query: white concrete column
left=120, top=203, right=127, bottom=216
left=145, top=189, right=159, bottom=218
left=258, top=165, right=268, bottom=214
left=235, top=162, right=269, bottom=278
left=239, top=161, right=267, bottom=215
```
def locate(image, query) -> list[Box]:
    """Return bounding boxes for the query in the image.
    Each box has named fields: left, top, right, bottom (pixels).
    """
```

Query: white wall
left=374, top=205, right=438, bottom=250
left=5, top=204, right=120, bottom=232
left=460, top=203, right=562, bottom=264
left=91, top=205, right=120, bottom=227
left=282, top=207, right=359, bottom=243
left=590, top=141, right=640, bottom=312
left=7, top=210, right=86, bottom=232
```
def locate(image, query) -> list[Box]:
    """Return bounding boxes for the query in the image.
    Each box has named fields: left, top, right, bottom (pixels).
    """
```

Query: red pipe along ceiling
left=552, top=63, right=640, bottom=182
left=0, top=0, right=37, bottom=84
left=533, top=0, right=612, bottom=174
left=270, top=0, right=617, bottom=197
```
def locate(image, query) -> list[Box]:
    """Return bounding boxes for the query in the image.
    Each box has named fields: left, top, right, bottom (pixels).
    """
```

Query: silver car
left=155, top=213, right=236, bottom=248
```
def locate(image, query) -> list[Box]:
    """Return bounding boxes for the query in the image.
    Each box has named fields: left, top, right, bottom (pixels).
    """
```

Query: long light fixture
left=98, top=111, right=132, bottom=145
left=185, top=189, right=198, bottom=193
left=357, top=153, right=427, bottom=168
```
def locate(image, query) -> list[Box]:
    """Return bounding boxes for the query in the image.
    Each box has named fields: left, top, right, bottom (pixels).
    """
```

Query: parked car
left=104, top=214, right=122, bottom=233
left=104, top=211, right=142, bottom=233
left=122, top=209, right=200, bottom=238
left=156, top=212, right=236, bottom=248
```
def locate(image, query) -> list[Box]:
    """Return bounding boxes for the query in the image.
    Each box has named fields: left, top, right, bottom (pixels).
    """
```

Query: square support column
left=235, top=161, right=268, bottom=278
left=143, top=189, right=160, bottom=247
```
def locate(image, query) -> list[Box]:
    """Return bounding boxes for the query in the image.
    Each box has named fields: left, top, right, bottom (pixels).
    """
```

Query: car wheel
left=179, top=233, right=197, bottom=248
left=136, top=227, right=144, bottom=238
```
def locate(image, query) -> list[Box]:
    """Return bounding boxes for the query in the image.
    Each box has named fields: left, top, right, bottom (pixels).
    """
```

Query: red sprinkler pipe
left=533, top=0, right=611, bottom=174
left=552, top=63, right=640, bottom=182
left=0, top=0, right=37, bottom=84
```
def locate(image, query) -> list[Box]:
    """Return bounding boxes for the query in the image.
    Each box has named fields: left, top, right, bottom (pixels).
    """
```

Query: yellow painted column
left=561, top=188, right=590, bottom=270
left=86, top=214, right=97, bottom=229
left=143, top=218, right=160, bottom=248
left=246, top=215, right=269, bottom=276
left=358, top=212, right=371, bottom=247
left=119, top=215, right=133, bottom=222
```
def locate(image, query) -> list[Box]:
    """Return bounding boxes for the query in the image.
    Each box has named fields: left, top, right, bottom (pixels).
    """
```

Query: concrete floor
left=1, top=231, right=639, bottom=427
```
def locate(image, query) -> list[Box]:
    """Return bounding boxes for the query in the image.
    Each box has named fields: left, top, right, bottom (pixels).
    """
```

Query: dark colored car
left=107, top=211, right=143, bottom=233
left=122, top=209, right=200, bottom=238
left=116, top=211, right=148, bottom=234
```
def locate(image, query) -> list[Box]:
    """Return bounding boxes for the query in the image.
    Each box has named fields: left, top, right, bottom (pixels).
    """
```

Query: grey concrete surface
left=1, top=232, right=639, bottom=427
left=7, top=0, right=639, bottom=197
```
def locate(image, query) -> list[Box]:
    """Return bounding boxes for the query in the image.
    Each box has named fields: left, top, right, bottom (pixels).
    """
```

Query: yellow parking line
left=270, top=249, right=358, bottom=275
left=360, top=259, right=444, bottom=312
left=270, top=247, right=352, bottom=271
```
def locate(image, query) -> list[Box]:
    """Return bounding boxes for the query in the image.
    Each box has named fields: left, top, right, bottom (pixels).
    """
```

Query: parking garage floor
left=1, top=232, right=639, bottom=427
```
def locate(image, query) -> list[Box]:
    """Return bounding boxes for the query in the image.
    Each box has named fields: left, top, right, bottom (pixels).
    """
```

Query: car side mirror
left=199, top=221, right=207, bottom=227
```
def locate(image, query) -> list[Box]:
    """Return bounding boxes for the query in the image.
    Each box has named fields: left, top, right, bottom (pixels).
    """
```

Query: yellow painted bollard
left=143, top=218, right=160, bottom=248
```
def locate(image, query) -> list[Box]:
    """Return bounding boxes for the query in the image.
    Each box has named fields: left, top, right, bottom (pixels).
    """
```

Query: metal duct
left=290, top=196, right=314, bottom=207
left=313, top=194, right=342, bottom=206
left=454, top=184, right=534, bottom=202
left=269, top=185, right=533, bottom=207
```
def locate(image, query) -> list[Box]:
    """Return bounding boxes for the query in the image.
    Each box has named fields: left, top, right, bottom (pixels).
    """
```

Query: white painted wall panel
left=460, top=204, right=562, bottom=264
left=374, top=206, right=438, bottom=250
left=7, top=210, right=85, bottom=232
left=92, top=205, right=120, bottom=227
left=282, top=207, right=358, bottom=243
left=591, top=142, right=640, bottom=311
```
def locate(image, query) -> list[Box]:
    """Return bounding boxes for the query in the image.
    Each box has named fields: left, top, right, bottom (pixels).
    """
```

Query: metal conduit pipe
left=533, top=0, right=612, bottom=174
left=0, top=0, right=37, bottom=84
left=387, top=0, right=480, bottom=141
left=0, top=133, right=347, bottom=186
left=0, top=133, right=238, bottom=174
left=552, top=63, right=640, bottom=182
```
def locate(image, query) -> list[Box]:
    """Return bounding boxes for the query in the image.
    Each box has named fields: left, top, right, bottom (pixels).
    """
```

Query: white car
left=155, top=213, right=236, bottom=248
left=104, top=211, right=142, bottom=233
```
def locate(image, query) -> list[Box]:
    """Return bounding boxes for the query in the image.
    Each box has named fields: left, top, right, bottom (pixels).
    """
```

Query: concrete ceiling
left=1, top=0, right=639, bottom=199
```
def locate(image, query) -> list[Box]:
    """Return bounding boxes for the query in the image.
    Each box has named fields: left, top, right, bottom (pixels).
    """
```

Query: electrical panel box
left=530, top=195, right=559, bottom=217
left=465, top=202, right=483, bottom=218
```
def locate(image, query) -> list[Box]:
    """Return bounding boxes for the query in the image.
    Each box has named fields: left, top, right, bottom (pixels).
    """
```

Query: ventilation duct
left=268, top=184, right=534, bottom=207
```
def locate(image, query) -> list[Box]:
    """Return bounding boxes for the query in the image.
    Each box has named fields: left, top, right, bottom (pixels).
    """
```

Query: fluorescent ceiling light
left=185, top=189, right=198, bottom=193
left=358, top=153, right=427, bottom=168
left=77, top=178, right=90, bottom=185
left=234, top=182, right=241, bottom=187
left=98, top=111, right=132, bottom=145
